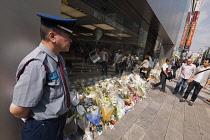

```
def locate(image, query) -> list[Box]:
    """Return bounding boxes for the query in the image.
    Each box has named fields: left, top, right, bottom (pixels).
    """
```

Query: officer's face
left=56, top=30, right=72, bottom=53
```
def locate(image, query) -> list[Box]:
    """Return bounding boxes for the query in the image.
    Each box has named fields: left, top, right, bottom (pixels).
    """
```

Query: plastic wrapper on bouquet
left=65, top=73, right=148, bottom=139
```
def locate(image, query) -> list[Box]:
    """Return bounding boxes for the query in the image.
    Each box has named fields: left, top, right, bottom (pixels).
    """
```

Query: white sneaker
left=188, top=101, right=194, bottom=106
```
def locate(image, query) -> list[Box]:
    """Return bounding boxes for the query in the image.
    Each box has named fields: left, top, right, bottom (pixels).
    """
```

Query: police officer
left=9, top=13, right=77, bottom=140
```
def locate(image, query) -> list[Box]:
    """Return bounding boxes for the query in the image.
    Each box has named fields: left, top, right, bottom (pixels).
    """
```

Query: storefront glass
left=60, top=0, right=148, bottom=81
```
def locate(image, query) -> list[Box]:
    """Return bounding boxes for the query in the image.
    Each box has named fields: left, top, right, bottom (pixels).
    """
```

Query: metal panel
left=0, top=0, right=61, bottom=139
left=147, top=0, right=189, bottom=44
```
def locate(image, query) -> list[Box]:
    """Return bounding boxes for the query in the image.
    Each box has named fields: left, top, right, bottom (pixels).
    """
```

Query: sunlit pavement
left=96, top=78, right=210, bottom=140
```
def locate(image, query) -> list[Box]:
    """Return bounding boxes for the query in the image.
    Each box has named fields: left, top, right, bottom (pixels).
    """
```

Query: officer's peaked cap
left=36, top=12, right=77, bottom=34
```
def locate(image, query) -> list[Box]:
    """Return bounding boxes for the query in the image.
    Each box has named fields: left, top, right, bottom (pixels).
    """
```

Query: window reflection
left=61, top=0, right=150, bottom=81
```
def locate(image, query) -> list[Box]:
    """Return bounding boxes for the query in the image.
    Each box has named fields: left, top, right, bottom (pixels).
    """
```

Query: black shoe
left=172, top=91, right=177, bottom=94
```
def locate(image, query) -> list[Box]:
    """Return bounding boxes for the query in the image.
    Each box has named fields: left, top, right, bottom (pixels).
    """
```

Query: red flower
left=110, top=120, right=115, bottom=125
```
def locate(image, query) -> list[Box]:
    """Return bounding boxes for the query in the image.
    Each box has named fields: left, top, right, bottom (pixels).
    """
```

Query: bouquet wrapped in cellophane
left=66, top=73, right=148, bottom=140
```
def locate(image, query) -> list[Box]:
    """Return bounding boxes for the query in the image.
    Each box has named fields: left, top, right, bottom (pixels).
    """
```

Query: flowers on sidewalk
left=65, top=73, right=148, bottom=139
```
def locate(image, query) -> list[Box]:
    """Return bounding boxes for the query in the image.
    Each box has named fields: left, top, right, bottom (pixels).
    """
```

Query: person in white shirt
left=139, top=55, right=149, bottom=80
left=114, top=50, right=123, bottom=74
left=151, top=59, right=171, bottom=93
left=180, top=58, right=210, bottom=106
left=173, top=58, right=196, bottom=95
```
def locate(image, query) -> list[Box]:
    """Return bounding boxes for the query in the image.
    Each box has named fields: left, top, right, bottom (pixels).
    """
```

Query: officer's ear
left=48, top=31, right=57, bottom=43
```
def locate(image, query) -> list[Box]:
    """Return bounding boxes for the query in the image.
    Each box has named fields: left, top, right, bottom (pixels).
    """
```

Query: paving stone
left=184, top=119, right=200, bottom=132
left=96, top=135, right=106, bottom=140
left=168, top=114, right=184, bottom=131
left=111, top=121, right=129, bottom=136
left=135, top=107, right=158, bottom=130
left=143, top=115, right=170, bottom=140
left=195, top=99, right=204, bottom=104
left=96, top=122, right=124, bottom=140
left=184, top=103, right=198, bottom=123
left=131, top=105, right=147, bottom=118
left=164, top=95, right=175, bottom=105
left=147, top=90, right=159, bottom=98
left=201, top=134, right=210, bottom=140
left=118, top=111, right=138, bottom=131
left=173, top=97, right=185, bottom=113
left=148, top=101, right=162, bottom=111
left=194, top=103, right=210, bottom=124
left=170, top=109, right=184, bottom=122
left=121, top=123, right=145, bottom=140
left=135, top=94, right=165, bottom=130
left=143, top=94, right=175, bottom=140
left=143, top=129, right=165, bottom=140
left=165, top=118, right=184, bottom=140
left=205, top=107, right=210, bottom=118
left=157, top=105, right=173, bottom=118
left=184, top=128, right=201, bottom=140
left=199, top=121, right=210, bottom=137
left=135, top=97, right=154, bottom=110
left=153, top=93, right=166, bottom=104
left=165, top=128, right=183, bottom=140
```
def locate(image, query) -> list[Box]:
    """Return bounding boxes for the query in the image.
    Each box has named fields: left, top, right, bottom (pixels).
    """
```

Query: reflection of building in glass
left=60, top=0, right=190, bottom=80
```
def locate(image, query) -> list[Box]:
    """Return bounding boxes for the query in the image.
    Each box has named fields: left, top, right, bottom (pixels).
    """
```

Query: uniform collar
left=39, top=42, right=58, bottom=62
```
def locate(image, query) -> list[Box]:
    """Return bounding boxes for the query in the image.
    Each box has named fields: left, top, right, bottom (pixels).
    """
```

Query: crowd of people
left=112, top=50, right=153, bottom=77
left=151, top=58, right=210, bottom=106
left=111, top=50, right=210, bottom=106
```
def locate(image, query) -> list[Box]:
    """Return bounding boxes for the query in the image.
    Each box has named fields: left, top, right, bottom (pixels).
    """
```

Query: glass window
left=61, top=0, right=149, bottom=81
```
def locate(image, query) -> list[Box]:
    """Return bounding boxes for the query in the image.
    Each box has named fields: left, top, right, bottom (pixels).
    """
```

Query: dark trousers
left=154, top=72, right=167, bottom=91
left=183, top=80, right=203, bottom=102
left=101, top=61, right=108, bottom=74
left=115, top=63, right=120, bottom=74
left=22, top=113, right=67, bottom=140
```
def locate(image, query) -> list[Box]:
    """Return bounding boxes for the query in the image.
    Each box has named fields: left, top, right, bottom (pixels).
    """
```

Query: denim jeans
left=183, top=80, right=203, bottom=102
left=174, top=77, right=188, bottom=94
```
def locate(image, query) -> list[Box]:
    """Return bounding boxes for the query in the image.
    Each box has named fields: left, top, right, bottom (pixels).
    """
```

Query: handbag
left=167, top=71, right=173, bottom=81
left=140, top=68, right=148, bottom=73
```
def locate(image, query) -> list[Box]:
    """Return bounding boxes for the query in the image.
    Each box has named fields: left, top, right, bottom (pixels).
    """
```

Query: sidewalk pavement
left=96, top=79, right=210, bottom=140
